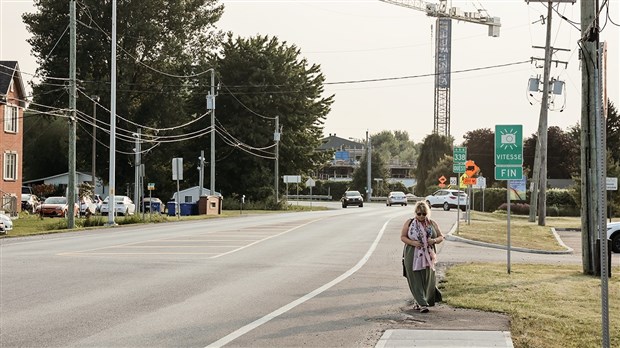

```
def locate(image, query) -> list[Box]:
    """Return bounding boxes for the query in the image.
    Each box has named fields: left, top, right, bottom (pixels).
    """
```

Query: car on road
left=341, top=190, right=363, bottom=208
left=607, top=222, right=620, bottom=253
left=425, top=189, right=467, bottom=211
left=386, top=191, right=408, bottom=206
left=36, top=196, right=79, bottom=217
left=100, top=195, right=136, bottom=216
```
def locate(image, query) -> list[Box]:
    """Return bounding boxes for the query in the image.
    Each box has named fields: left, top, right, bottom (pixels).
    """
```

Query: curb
left=445, top=220, right=574, bottom=255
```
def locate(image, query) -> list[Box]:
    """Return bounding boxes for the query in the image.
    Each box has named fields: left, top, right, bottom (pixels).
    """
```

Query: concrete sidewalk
left=375, top=329, right=514, bottom=347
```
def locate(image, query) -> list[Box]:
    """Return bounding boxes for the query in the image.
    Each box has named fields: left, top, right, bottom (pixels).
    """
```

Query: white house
left=23, top=171, right=108, bottom=195
left=171, top=186, right=221, bottom=203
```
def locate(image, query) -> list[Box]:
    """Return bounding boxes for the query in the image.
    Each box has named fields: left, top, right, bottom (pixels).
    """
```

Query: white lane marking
left=204, top=217, right=394, bottom=348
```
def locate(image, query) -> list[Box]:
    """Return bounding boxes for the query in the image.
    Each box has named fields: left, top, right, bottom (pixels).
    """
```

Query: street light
left=91, top=95, right=99, bottom=193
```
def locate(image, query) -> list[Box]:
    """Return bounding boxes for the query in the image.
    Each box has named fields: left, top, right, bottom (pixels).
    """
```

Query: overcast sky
left=1, top=0, right=618, bottom=143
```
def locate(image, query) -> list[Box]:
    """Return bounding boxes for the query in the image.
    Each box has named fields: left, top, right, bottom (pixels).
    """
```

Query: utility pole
left=134, top=129, right=141, bottom=207
left=366, top=130, right=372, bottom=203
left=199, top=150, right=205, bottom=196
left=91, top=96, right=99, bottom=193
left=526, top=0, right=572, bottom=226
left=108, top=0, right=118, bottom=226
left=68, top=0, right=77, bottom=228
left=580, top=1, right=609, bottom=346
left=528, top=1, right=552, bottom=227
left=209, top=70, right=216, bottom=195
left=274, top=116, right=280, bottom=202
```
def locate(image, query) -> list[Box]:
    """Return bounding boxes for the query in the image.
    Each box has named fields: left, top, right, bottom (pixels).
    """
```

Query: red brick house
left=0, top=61, right=25, bottom=215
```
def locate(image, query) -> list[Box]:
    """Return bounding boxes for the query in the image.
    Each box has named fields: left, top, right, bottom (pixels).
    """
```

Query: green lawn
left=444, top=263, right=619, bottom=348
left=454, top=211, right=580, bottom=251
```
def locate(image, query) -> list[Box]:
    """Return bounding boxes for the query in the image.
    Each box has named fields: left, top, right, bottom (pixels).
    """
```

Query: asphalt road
left=0, top=203, right=615, bottom=347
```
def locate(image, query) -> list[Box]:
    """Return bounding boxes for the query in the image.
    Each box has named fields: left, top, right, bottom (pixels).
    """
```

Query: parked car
left=141, top=197, right=163, bottom=213
left=21, top=193, right=40, bottom=214
left=0, top=213, right=12, bottom=232
left=341, top=190, right=363, bottom=208
left=100, top=195, right=136, bottom=216
left=36, top=196, right=79, bottom=218
left=386, top=191, right=408, bottom=206
left=425, top=189, right=467, bottom=211
left=79, top=196, right=97, bottom=216
left=607, top=222, right=620, bottom=253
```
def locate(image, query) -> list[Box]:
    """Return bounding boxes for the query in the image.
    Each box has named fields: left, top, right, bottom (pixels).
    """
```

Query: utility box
left=206, top=195, right=222, bottom=215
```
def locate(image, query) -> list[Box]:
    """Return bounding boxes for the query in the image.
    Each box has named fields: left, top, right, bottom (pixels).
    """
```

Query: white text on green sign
left=494, top=125, right=523, bottom=165
left=495, top=166, right=523, bottom=180
left=453, top=147, right=467, bottom=164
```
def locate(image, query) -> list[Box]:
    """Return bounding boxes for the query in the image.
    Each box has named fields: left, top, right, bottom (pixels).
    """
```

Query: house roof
left=23, top=171, right=94, bottom=185
left=0, top=61, right=26, bottom=107
left=319, top=134, right=365, bottom=151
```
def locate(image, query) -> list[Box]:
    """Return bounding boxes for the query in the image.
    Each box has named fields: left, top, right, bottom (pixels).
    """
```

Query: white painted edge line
left=204, top=217, right=394, bottom=348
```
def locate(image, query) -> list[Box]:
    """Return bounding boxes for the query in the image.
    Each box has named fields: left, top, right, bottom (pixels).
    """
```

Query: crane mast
left=380, top=0, right=501, bottom=137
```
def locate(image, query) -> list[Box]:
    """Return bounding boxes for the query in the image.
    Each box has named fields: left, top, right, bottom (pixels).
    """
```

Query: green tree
left=23, top=0, right=224, bottom=198
left=370, top=130, right=418, bottom=168
left=424, top=155, right=454, bottom=189
left=523, top=126, right=579, bottom=180
left=351, top=150, right=389, bottom=196
left=415, top=134, right=452, bottom=196
left=461, top=128, right=495, bottom=186
left=185, top=34, right=333, bottom=199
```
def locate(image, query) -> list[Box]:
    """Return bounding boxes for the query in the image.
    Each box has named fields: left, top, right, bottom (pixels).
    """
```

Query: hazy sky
left=1, top=0, right=618, bottom=144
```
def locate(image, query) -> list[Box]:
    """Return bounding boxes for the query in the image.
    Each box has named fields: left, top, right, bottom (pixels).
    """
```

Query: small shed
left=172, top=186, right=221, bottom=203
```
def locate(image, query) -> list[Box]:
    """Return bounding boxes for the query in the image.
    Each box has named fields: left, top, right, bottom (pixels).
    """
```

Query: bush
left=496, top=202, right=530, bottom=215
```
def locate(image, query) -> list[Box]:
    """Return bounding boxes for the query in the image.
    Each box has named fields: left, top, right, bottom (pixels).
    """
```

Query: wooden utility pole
left=68, top=0, right=77, bottom=228
left=580, top=0, right=599, bottom=276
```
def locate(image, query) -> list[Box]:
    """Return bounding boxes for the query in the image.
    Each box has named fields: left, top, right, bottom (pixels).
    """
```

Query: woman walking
left=401, top=201, right=444, bottom=313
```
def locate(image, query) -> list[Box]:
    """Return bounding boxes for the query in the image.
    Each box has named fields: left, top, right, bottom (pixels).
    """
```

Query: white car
left=386, top=191, right=408, bottom=206
left=79, top=196, right=97, bottom=216
left=0, top=213, right=12, bottom=232
left=607, top=222, right=620, bottom=253
left=425, top=189, right=467, bottom=211
left=100, top=195, right=136, bottom=216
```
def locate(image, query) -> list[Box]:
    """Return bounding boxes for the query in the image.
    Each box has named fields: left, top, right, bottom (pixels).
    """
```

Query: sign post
left=607, top=177, right=618, bottom=222
left=172, top=158, right=183, bottom=219
left=306, top=178, right=315, bottom=209
left=495, top=125, right=523, bottom=274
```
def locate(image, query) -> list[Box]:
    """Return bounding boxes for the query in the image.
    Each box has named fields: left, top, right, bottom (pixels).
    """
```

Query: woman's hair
left=413, top=200, right=431, bottom=217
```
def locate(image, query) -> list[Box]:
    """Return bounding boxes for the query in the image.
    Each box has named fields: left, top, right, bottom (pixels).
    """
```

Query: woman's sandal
left=420, top=306, right=429, bottom=313
left=413, top=304, right=420, bottom=311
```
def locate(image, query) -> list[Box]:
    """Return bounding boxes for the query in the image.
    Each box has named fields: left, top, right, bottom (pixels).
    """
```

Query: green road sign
left=495, top=125, right=523, bottom=165
left=495, top=166, right=523, bottom=180
left=453, top=146, right=466, bottom=173
left=453, top=164, right=466, bottom=173
left=453, top=147, right=467, bottom=164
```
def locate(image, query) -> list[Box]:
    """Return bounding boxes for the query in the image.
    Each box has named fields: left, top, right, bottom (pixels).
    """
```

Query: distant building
left=171, top=186, right=221, bottom=203
left=316, top=134, right=416, bottom=187
left=23, top=171, right=108, bottom=196
left=0, top=61, right=26, bottom=214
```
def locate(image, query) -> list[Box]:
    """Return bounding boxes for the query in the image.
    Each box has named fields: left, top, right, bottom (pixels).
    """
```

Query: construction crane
left=380, top=0, right=501, bottom=137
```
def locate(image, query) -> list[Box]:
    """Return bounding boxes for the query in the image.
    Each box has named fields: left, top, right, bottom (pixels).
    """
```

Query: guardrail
left=285, top=195, right=332, bottom=201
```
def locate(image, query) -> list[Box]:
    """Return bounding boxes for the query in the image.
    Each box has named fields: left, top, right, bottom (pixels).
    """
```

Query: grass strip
left=443, top=263, right=619, bottom=348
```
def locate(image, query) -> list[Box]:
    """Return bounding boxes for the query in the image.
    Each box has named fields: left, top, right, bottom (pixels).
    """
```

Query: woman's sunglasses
left=416, top=212, right=427, bottom=216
